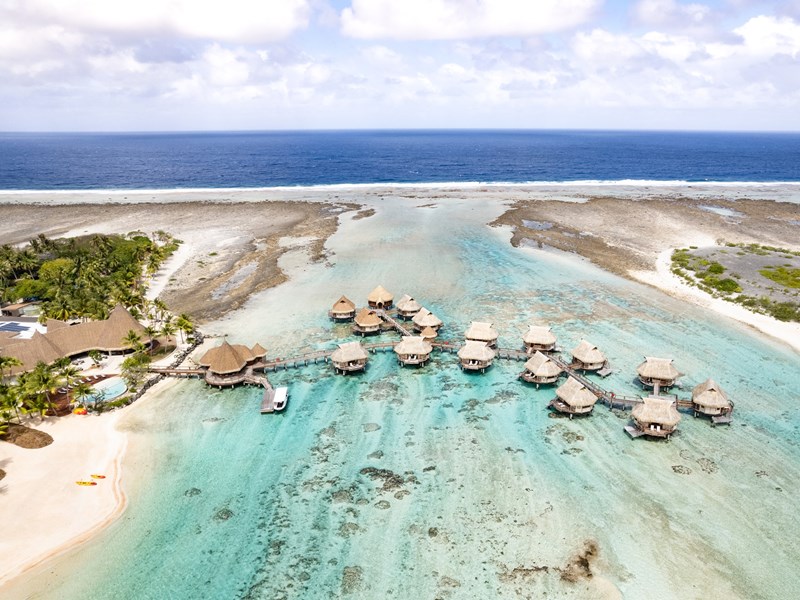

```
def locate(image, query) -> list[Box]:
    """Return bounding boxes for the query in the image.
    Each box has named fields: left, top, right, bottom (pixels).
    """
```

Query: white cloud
left=632, top=0, right=712, bottom=28
left=733, top=15, right=800, bottom=58
left=341, top=0, right=600, bottom=40
left=7, top=0, right=311, bottom=44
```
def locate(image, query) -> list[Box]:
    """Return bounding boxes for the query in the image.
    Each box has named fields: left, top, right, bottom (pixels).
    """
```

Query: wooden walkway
left=374, top=309, right=414, bottom=336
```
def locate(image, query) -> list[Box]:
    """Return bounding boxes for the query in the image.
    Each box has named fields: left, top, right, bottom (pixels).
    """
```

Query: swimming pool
left=87, top=377, right=128, bottom=403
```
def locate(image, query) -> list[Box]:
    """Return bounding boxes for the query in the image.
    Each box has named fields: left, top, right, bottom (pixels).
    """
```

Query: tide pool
left=9, top=196, right=799, bottom=599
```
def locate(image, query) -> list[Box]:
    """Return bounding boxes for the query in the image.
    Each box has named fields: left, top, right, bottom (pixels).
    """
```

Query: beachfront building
left=570, top=340, right=606, bottom=372
left=691, top=379, right=733, bottom=422
left=393, top=336, right=433, bottom=367
left=520, top=351, right=563, bottom=386
left=637, top=357, right=680, bottom=389
left=522, top=325, right=557, bottom=354
left=420, top=326, right=438, bottom=341
left=412, top=308, right=443, bottom=332
left=0, top=305, right=148, bottom=376
left=464, top=321, right=499, bottom=348
left=457, top=340, right=496, bottom=372
left=353, top=308, right=383, bottom=336
left=331, top=341, right=368, bottom=374
left=367, top=286, right=394, bottom=309
left=396, top=294, right=422, bottom=319
left=550, top=376, right=598, bottom=418
left=0, top=301, right=37, bottom=317
left=630, top=396, right=681, bottom=439
left=198, top=340, right=268, bottom=387
left=329, top=296, right=356, bottom=321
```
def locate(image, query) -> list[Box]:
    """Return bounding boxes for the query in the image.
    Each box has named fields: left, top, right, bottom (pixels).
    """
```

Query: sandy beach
left=1, top=183, right=798, bottom=594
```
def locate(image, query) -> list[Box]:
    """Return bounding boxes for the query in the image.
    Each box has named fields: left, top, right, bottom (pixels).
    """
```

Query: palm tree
left=72, top=381, right=94, bottom=409
left=123, top=329, right=142, bottom=351
left=143, top=325, right=158, bottom=349
left=176, top=313, right=194, bottom=344
left=0, top=354, right=22, bottom=381
left=160, top=321, right=177, bottom=344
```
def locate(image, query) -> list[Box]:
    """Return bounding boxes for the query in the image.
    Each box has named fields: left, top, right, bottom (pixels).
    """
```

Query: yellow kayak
left=90, top=474, right=106, bottom=479
left=76, top=481, right=97, bottom=486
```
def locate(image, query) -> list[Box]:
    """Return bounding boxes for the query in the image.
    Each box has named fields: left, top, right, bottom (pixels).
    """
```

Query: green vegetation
left=0, top=231, right=180, bottom=321
left=759, top=266, right=800, bottom=289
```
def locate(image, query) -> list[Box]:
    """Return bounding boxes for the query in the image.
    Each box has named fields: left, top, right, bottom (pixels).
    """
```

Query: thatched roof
left=571, top=340, right=605, bottom=364
left=632, top=396, right=681, bottom=427
left=692, top=378, right=730, bottom=409
left=637, top=357, right=680, bottom=380
left=394, top=336, right=432, bottom=356
left=367, top=285, right=393, bottom=304
left=457, top=340, right=496, bottom=361
left=420, top=326, right=438, bottom=339
left=331, top=341, right=368, bottom=362
left=412, top=308, right=442, bottom=328
left=465, top=321, right=498, bottom=342
left=199, top=340, right=256, bottom=375
left=396, top=294, right=422, bottom=313
left=46, top=318, right=68, bottom=331
left=354, top=308, right=382, bottom=327
left=331, top=296, right=356, bottom=314
left=523, top=325, right=556, bottom=345
left=524, top=351, right=563, bottom=377
left=555, top=377, right=597, bottom=408
left=1, top=305, right=147, bottom=374
left=250, top=343, right=268, bottom=358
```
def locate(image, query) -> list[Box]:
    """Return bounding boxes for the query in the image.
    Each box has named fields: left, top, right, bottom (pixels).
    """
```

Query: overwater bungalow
left=520, top=351, right=563, bottom=386
left=464, top=321, right=499, bottom=348
left=550, top=376, right=598, bottom=418
left=367, top=285, right=394, bottom=309
left=570, top=340, right=606, bottom=372
left=329, top=296, right=356, bottom=321
left=412, top=307, right=443, bottom=332
left=522, top=325, right=557, bottom=354
left=198, top=340, right=267, bottom=387
left=353, top=308, right=382, bottom=336
left=630, top=396, right=681, bottom=439
left=420, top=326, right=438, bottom=341
left=393, top=336, right=433, bottom=366
left=396, top=294, right=423, bottom=319
left=691, top=378, right=733, bottom=423
left=457, top=340, right=495, bottom=372
left=637, top=357, right=680, bottom=389
left=331, top=341, right=368, bottom=374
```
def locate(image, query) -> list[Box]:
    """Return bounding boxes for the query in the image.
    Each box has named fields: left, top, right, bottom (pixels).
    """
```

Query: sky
left=1, top=0, right=800, bottom=131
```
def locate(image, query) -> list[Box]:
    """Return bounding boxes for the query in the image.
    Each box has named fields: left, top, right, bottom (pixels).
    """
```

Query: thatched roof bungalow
left=198, top=340, right=267, bottom=387
left=570, top=340, right=606, bottom=371
left=457, top=340, right=495, bottom=372
left=637, top=357, right=680, bottom=389
left=0, top=305, right=148, bottom=376
left=367, top=286, right=393, bottom=309
left=329, top=296, right=356, bottom=321
left=420, top=326, right=438, bottom=340
left=522, top=325, right=557, bottom=353
left=520, top=351, right=563, bottom=386
left=331, top=341, right=368, bottom=374
left=412, top=308, right=443, bottom=332
left=464, top=321, right=498, bottom=347
left=631, top=396, right=681, bottom=438
left=691, top=379, right=732, bottom=418
left=550, top=377, right=598, bottom=417
left=353, top=308, right=383, bottom=335
left=393, top=336, right=433, bottom=366
left=396, top=294, right=423, bottom=319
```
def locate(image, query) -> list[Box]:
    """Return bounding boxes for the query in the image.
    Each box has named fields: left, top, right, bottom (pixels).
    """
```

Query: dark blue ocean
left=1, top=130, right=800, bottom=189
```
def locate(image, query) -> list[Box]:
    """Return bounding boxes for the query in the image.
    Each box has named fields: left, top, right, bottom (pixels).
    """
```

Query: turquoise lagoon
left=11, top=197, right=800, bottom=599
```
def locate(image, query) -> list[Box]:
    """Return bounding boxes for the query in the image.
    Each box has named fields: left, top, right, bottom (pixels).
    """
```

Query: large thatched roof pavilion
left=331, top=341, right=368, bottom=374
left=464, top=321, right=498, bottom=347
left=353, top=308, right=383, bottom=336
left=520, top=351, right=563, bottom=386
left=550, top=376, right=598, bottom=418
left=631, top=396, right=681, bottom=439
left=329, top=296, right=356, bottom=321
left=522, top=325, right=557, bottom=354
left=637, top=357, right=680, bottom=389
left=393, top=336, right=433, bottom=366
left=367, top=286, right=394, bottom=309
left=396, top=294, right=422, bottom=319
left=570, top=340, right=606, bottom=371
left=198, top=340, right=267, bottom=387
left=457, top=340, right=495, bottom=373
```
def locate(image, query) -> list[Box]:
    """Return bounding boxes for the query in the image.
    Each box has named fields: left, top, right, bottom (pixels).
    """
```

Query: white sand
left=632, top=248, right=800, bottom=354
left=0, top=412, right=128, bottom=586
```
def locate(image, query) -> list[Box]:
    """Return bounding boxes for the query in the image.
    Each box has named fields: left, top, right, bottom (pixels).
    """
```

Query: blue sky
left=1, top=0, right=799, bottom=131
